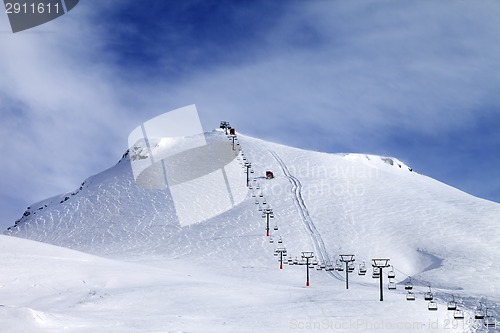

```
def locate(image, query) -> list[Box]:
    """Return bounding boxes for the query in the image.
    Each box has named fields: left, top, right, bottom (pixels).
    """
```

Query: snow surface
left=2, top=129, right=499, bottom=332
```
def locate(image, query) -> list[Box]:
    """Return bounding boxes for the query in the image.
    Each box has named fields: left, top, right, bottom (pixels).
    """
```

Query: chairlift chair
left=388, top=281, right=396, bottom=290
left=273, top=224, right=278, bottom=231
left=277, top=236, right=282, bottom=244
left=484, top=316, right=496, bottom=328
left=320, top=263, right=326, bottom=269
left=259, top=192, right=263, bottom=197
left=388, top=266, right=395, bottom=279
left=312, top=260, right=319, bottom=266
left=348, top=263, right=355, bottom=273
left=428, top=301, right=438, bottom=311
left=447, top=295, right=457, bottom=311
left=406, top=292, right=416, bottom=301
left=372, top=267, right=380, bottom=279
left=293, top=257, right=299, bottom=265
left=475, top=303, right=485, bottom=320
left=269, top=237, right=274, bottom=244
left=335, top=260, right=344, bottom=271
left=358, top=262, right=367, bottom=276
left=453, top=309, right=464, bottom=320
left=405, top=278, right=413, bottom=290
left=316, top=264, right=323, bottom=270
left=424, top=286, right=433, bottom=301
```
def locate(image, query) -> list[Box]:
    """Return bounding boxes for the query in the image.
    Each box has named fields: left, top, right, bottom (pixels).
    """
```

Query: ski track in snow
left=269, top=150, right=342, bottom=281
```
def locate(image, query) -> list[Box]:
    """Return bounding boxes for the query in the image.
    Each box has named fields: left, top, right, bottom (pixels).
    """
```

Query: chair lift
left=484, top=315, right=496, bottom=328
left=335, top=260, right=344, bottom=271
left=388, top=266, right=395, bottom=279
left=483, top=308, right=496, bottom=327
left=405, top=278, right=413, bottom=290
left=316, top=263, right=323, bottom=270
left=269, top=236, right=274, bottom=244
left=447, top=295, right=457, bottom=311
left=406, top=291, right=416, bottom=301
left=474, top=303, right=485, bottom=320
left=453, top=309, right=464, bottom=320
left=251, top=191, right=256, bottom=197
left=273, top=224, right=278, bottom=231
left=348, top=263, right=355, bottom=273
left=299, top=259, right=307, bottom=266
left=287, top=257, right=293, bottom=264
left=428, top=301, right=438, bottom=311
left=312, top=260, right=319, bottom=266
left=277, top=236, right=283, bottom=244
left=320, top=262, right=326, bottom=269
left=424, top=286, right=433, bottom=301
left=358, top=262, right=367, bottom=276
left=372, top=267, right=380, bottom=279
left=325, top=261, right=334, bottom=271
left=388, top=281, right=396, bottom=290
left=259, top=192, right=263, bottom=197
left=293, top=257, right=299, bottom=265
left=263, top=199, right=267, bottom=205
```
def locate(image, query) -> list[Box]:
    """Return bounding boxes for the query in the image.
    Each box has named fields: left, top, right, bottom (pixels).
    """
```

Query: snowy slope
left=3, top=129, right=500, bottom=332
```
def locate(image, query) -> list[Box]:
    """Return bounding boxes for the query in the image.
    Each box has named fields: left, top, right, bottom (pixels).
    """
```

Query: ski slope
left=3, top=129, right=499, bottom=332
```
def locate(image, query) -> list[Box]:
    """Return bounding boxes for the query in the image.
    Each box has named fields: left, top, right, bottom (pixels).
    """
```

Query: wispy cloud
left=0, top=0, right=499, bottom=228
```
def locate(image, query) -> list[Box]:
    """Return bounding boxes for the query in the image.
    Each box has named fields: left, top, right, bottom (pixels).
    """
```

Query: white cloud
left=0, top=0, right=499, bottom=228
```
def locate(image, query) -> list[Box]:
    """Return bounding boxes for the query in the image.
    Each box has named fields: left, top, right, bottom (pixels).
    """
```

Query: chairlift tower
left=372, top=258, right=390, bottom=301
left=302, top=251, right=314, bottom=287
left=275, top=247, right=287, bottom=270
left=229, top=134, right=237, bottom=151
left=244, top=162, right=252, bottom=187
left=262, top=208, right=274, bottom=237
left=339, top=254, right=355, bottom=290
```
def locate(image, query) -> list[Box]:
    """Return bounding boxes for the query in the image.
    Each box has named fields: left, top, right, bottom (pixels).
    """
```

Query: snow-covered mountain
left=2, top=128, right=499, bottom=332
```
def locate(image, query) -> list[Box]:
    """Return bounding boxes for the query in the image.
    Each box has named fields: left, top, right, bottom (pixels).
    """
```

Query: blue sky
left=0, top=0, right=499, bottom=230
